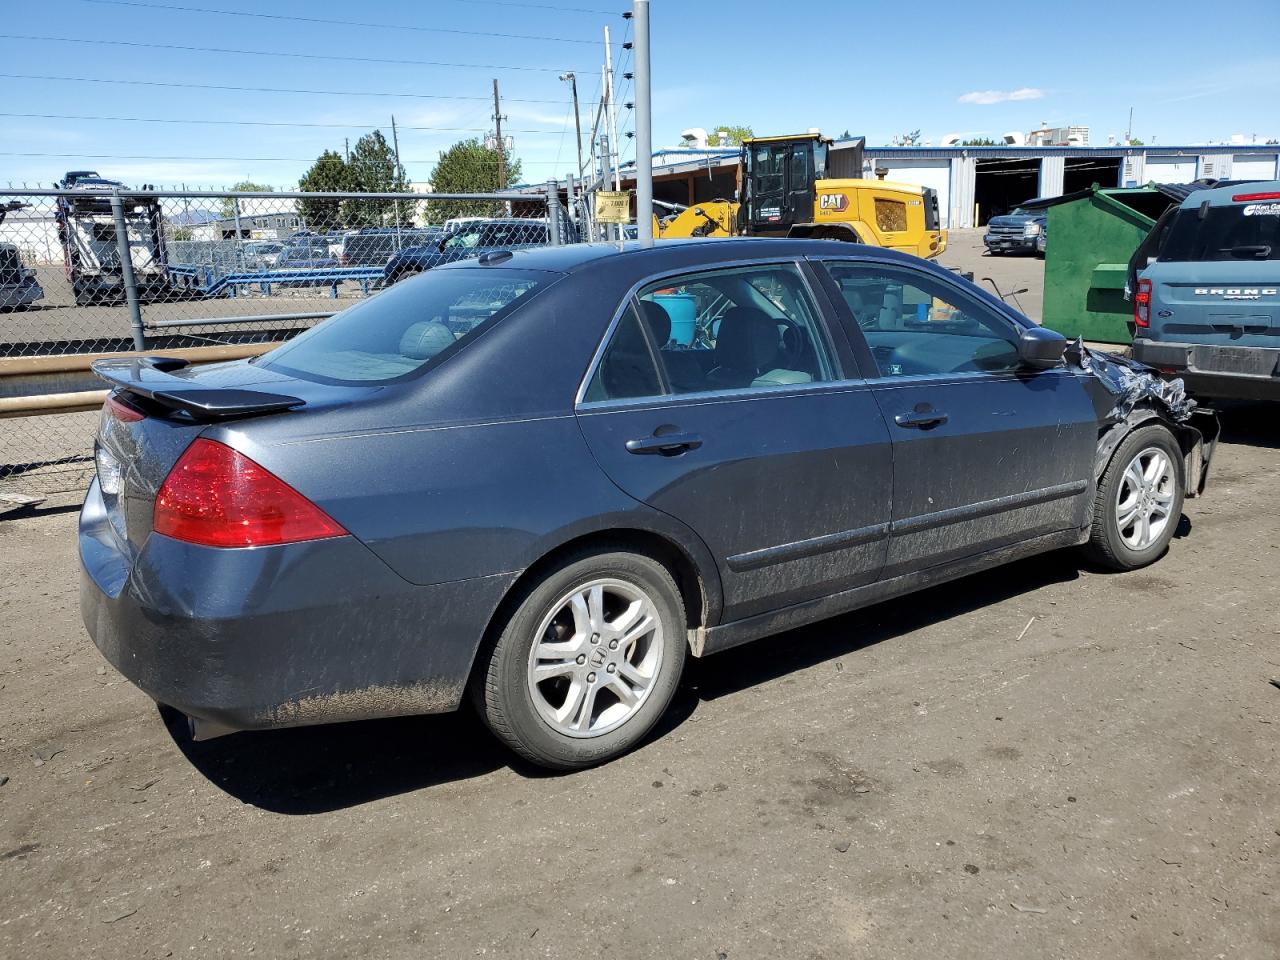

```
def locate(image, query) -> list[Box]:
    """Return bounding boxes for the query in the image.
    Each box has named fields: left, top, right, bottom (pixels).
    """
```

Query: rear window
left=1160, top=203, right=1280, bottom=262
left=257, top=267, right=550, bottom=384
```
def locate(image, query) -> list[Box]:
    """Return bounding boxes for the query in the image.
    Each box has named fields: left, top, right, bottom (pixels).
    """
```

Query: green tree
left=298, top=150, right=353, bottom=232
left=424, top=137, right=523, bottom=222
left=706, top=125, right=754, bottom=147
left=220, top=180, right=273, bottom=219
left=961, top=137, right=1001, bottom=146
left=341, top=130, right=412, bottom=227
left=1126, top=137, right=1145, bottom=146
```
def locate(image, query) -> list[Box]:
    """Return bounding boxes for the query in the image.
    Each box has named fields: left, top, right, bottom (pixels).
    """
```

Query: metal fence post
left=564, top=173, right=577, bottom=229
left=633, top=0, right=653, bottom=245
left=110, top=189, right=147, bottom=351
left=546, top=180, right=562, bottom=246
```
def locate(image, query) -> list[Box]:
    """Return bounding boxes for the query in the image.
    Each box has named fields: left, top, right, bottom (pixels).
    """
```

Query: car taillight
left=104, top=393, right=144, bottom=423
left=1134, top=278, right=1152, bottom=328
left=1231, top=191, right=1280, bottom=202
left=154, top=438, right=346, bottom=548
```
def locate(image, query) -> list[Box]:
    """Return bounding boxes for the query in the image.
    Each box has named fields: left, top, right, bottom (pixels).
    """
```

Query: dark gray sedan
left=81, top=239, right=1217, bottom=769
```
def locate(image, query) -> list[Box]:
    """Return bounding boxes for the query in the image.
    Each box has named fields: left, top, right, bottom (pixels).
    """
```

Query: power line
left=0, top=111, right=561, bottom=134
left=446, top=0, right=623, bottom=13
left=0, top=73, right=571, bottom=104
left=0, top=151, right=574, bottom=165
left=76, top=0, right=601, bottom=44
left=0, top=34, right=592, bottom=74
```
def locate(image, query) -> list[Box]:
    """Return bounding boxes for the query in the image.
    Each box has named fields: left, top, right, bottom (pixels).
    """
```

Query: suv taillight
left=154, top=438, right=346, bottom=548
left=1134, top=278, right=1152, bottom=328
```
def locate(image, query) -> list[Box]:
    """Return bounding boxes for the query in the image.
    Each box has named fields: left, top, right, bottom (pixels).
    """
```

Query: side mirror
left=1017, top=325, right=1067, bottom=370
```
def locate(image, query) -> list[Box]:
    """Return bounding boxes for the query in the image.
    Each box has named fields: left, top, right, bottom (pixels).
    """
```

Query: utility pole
left=603, top=26, right=620, bottom=190
left=632, top=0, right=652, bottom=244
left=344, top=137, right=349, bottom=162
left=560, top=72, right=585, bottom=177
left=493, top=78, right=506, bottom=189
left=1125, top=106, right=1134, bottom=145
left=390, top=114, right=404, bottom=233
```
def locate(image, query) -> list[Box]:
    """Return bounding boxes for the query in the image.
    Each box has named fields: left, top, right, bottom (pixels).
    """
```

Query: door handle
left=625, top=433, right=703, bottom=455
left=894, top=410, right=949, bottom=429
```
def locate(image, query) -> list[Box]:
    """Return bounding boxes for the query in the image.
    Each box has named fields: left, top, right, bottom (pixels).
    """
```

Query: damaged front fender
left=1067, top=340, right=1220, bottom=497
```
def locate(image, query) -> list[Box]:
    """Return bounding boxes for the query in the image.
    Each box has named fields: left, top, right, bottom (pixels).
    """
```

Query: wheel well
left=788, top=223, right=865, bottom=243
left=471, top=529, right=709, bottom=685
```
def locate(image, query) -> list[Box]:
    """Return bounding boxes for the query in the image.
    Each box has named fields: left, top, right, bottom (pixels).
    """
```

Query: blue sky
left=2, top=0, right=1278, bottom=189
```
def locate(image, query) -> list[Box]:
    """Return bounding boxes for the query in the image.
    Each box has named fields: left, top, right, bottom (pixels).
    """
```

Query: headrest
left=399, top=320, right=456, bottom=361
left=637, top=300, right=672, bottom=347
left=713, top=306, right=778, bottom=372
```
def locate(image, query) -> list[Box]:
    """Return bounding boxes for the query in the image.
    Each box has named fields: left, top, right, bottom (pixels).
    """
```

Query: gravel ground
left=1, top=235, right=1277, bottom=960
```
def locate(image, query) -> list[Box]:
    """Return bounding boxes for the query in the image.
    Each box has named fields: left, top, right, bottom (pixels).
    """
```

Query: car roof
left=1180, top=179, right=1280, bottom=208
left=438, top=236, right=939, bottom=277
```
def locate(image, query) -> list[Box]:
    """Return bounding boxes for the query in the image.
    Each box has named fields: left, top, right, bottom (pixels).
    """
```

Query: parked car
left=82, top=239, right=1216, bottom=770
left=0, top=242, right=43, bottom=311
left=242, top=241, right=283, bottom=270
left=984, top=205, right=1047, bottom=256
left=1131, top=180, right=1280, bottom=401
left=339, top=227, right=442, bottom=267
left=383, top=218, right=550, bottom=284
left=275, top=240, right=337, bottom=270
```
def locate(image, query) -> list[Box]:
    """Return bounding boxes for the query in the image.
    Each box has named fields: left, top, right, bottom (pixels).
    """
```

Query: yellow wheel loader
left=655, top=133, right=947, bottom=260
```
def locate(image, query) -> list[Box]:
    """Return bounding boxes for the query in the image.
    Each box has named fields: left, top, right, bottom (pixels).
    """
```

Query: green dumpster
left=1036, top=185, right=1183, bottom=345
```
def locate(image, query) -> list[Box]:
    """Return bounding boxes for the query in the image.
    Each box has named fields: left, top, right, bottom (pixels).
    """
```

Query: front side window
left=584, top=262, right=840, bottom=402
left=823, top=261, right=1020, bottom=378
left=259, top=267, right=549, bottom=384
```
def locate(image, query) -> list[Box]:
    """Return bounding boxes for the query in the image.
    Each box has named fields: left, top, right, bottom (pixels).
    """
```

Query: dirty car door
left=575, top=261, right=892, bottom=623
left=818, top=259, right=1098, bottom=577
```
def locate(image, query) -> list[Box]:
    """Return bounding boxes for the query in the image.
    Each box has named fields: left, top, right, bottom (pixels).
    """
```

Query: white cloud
left=958, top=88, right=1046, bottom=105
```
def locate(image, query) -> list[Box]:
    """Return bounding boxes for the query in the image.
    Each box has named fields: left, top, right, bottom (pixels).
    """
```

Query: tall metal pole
left=603, top=26, right=621, bottom=191
left=633, top=0, right=653, bottom=244
left=390, top=114, right=404, bottom=234
left=492, top=78, right=506, bottom=189
left=599, top=133, right=614, bottom=241
left=546, top=180, right=562, bottom=246
left=561, top=73, right=585, bottom=177
left=110, top=189, right=146, bottom=351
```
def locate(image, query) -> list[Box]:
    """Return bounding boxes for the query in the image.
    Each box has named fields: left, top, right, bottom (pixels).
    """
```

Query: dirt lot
left=1, top=235, right=1278, bottom=960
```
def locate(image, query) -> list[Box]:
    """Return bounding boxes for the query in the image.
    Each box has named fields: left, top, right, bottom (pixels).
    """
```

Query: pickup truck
left=1131, top=180, right=1280, bottom=401
left=383, top=218, right=551, bottom=285
left=984, top=206, right=1047, bottom=256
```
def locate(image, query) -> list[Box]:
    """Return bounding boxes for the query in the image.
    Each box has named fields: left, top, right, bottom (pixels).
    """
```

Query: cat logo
left=819, top=193, right=849, bottom=212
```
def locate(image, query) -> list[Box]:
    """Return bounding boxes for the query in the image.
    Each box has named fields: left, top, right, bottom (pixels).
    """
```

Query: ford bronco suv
left=1132, top=181, right=1280, bottom=401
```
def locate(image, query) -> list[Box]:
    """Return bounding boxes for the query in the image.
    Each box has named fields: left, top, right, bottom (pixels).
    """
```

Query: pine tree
left=425, top=138, right=522, bottom=223
left=341, top=131, right=412, bottom=227
left=297, top=150, right=352, bottom=232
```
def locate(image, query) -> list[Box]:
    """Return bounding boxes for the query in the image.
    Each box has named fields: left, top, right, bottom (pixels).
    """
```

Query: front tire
left=1084, top=424, right=1184, bottom=571
left=473, top=549, right=687, bottom=770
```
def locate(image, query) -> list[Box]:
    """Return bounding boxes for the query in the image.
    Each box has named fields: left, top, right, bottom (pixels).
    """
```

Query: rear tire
left=473, top=549, right=687, bottom=770
left=1083, top=424, right=1184, bottom=571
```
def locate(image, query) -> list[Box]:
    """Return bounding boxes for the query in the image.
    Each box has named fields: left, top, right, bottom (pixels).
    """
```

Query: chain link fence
left=0, top=184, right=572, bottom=502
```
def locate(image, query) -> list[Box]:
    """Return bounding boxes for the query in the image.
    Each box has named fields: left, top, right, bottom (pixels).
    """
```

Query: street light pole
left=560, top=72, right=585, bottom=178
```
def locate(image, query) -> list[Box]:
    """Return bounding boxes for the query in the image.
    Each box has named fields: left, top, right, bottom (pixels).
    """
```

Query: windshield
left=257, top=267, right=550, bottom=384
left=1160, top=203, right=1280, bottom=262
left=444, top=229, right=483, bottom=250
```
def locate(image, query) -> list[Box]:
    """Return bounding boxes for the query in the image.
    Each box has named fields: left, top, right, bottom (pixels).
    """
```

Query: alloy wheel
left=1115, top=446, right=1175, bottom=550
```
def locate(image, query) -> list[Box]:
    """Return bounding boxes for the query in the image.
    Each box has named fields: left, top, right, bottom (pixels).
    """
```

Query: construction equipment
left=654, top=133, right=947, bottom=259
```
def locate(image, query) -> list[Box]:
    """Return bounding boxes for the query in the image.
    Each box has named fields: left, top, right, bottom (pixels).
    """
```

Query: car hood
left=988, top=214, right=1042, bottom=228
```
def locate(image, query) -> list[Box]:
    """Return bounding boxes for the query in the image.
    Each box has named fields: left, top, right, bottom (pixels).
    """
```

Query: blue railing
left=166, top=264, right=384, bottom=299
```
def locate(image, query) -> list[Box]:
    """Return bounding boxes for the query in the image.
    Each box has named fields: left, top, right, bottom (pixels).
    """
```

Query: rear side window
left=258, top=267, right=549, bottom=384
left=1160, top=204, right=1280, bottom=262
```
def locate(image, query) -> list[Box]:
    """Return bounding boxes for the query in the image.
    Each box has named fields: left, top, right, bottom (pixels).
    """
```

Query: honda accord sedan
left=81, top=239, right=1217, bottom=769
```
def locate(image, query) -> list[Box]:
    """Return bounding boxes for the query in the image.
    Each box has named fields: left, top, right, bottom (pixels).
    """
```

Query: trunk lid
left=1143, top=261, right=1280, bottom=347
left=91, top=356, right=367, bottom=553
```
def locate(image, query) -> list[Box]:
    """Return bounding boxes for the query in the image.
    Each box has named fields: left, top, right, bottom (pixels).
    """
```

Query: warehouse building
left=622, top=141, right=1280, bottom=229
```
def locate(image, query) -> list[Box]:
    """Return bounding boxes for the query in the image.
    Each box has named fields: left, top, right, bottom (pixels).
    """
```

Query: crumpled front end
left=1067, top=339, right=1220, bottom=496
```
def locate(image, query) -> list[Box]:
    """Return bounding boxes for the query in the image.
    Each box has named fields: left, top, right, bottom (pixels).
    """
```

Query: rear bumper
left=1131, top=338, right=1280, bottom=401
left=79, top=479, right=516, bottom=734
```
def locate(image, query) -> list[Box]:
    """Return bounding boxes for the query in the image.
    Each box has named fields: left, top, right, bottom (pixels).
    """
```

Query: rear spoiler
left=91, top=357, right=305, bottom=419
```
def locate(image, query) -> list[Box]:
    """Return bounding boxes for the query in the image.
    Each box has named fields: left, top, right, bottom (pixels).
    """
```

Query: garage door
left=1233, top=155, right=1278, bottom=183
left=875, top=159, right=951, bottom=228
left=1144, top=156, right=1199, bottom=183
